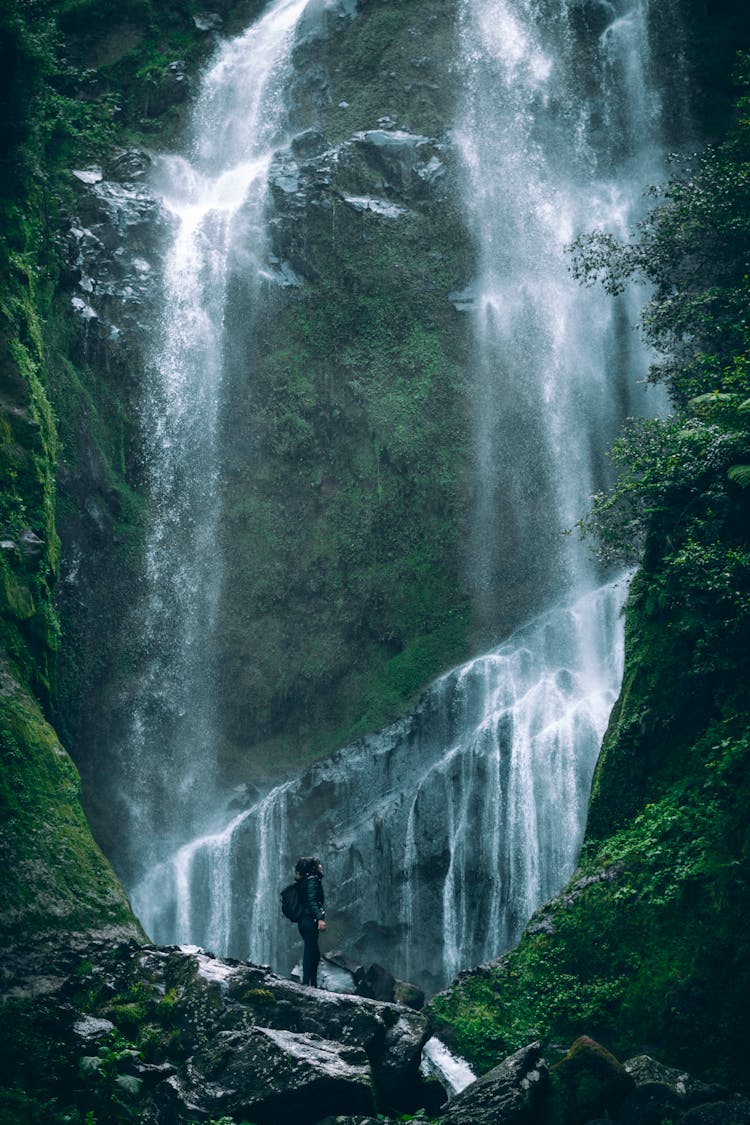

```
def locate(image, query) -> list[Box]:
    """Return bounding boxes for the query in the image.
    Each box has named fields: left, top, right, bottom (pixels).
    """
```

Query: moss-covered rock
left=551, top=1036, right=634, bottom=1125
left=0, top=0, right=145, bottom=962
left=0, top=659, right=141, bottom=948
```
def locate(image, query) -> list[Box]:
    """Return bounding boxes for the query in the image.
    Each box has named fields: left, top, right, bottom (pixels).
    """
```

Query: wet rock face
left=55, top=151, right=173, bottom=859
left=440, top=1041, right=550, bottom=1125
left=64, top=151, right=167, bottom=371
left=156, top=1025, right=376, bottom=1124
left=79, top=943, right=433, bottom=1122
left=203, top=0, right=475, bottom=779
left=266, top=123, right=451, bottom=282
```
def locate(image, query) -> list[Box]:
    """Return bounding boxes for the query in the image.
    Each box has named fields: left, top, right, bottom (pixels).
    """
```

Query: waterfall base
left=132, top=577, right=628, bottom=994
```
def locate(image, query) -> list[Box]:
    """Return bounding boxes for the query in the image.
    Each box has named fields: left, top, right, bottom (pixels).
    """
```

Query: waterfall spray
left=117, top=0, right=310, bottom=884
left=458, top=0, right=666, bottom=631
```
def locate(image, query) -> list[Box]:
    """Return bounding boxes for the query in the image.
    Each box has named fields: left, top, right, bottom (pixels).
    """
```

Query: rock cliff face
left=56, top=0, right=476, bottom=843
left=0, top=80, right=142, bottom=952
left=133, top=580, right=626, bottom=995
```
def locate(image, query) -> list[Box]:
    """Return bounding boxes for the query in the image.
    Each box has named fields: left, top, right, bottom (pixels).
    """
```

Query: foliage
left=570, top=65, right=750, bottom=409
left=78, top=1034, right=144, bottom=1121
left=574, top=65, right=750, bottom=642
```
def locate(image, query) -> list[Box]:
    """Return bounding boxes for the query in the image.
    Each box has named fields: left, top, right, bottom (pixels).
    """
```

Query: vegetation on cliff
left=432, top=65, right=750, bottom=1095
left=0, top=0, right=143, bottom=949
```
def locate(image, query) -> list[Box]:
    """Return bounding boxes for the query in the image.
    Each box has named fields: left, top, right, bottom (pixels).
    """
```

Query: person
left=295, top=856, right=326, bottom=987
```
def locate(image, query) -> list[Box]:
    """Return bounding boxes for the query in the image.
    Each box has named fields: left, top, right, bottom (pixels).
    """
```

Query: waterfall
left=459, top=0, right=666, bottom=631
left=116, top=0, right=310, bottom=883
left=133, top=578, right=627, bottom=992
left=125, top=0, right=674, bottom=991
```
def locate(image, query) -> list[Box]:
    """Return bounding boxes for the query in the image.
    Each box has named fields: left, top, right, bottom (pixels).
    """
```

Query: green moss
left=0, top=662, right=140, bottom=941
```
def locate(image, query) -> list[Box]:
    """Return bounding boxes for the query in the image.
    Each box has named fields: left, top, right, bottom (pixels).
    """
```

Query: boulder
left=617, top=1081, right=684, bottom=1125
left=357, top=962, right=396, bottom=1002
left=679, top=1102, right=750, bottom=1125
left=105, top=946, right=430, bottom=1118
left=551, top=1036, right=634, bottom=1125
left=393, top=979, right=425, bottom=1011
left=154, top=1025, right=376, bottom=1124
left=440, top=1041, right=549, bottom=1125
left=624, top=1055, right=730, bottom=1108
left=71, top=1014, right=116, bottom=1042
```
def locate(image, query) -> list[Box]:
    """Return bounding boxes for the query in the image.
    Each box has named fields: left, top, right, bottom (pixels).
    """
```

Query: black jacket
left=300, top=874, right=325, bottom=921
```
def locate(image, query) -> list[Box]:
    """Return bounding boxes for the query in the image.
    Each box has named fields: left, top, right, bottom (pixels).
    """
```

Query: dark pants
left=298, top=915, right=320, bottom=986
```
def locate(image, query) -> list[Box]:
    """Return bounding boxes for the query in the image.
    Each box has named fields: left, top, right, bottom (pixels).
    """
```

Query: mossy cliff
left=0, top=2, right=143, bottom=950
left=214, top=0, right=475, bottom=777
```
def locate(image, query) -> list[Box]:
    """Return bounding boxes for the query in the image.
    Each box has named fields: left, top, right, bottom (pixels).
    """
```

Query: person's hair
left=295, top=856, right=323, bottom=878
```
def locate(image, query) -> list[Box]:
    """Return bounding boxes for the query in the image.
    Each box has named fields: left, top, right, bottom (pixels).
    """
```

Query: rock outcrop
left=0, top=941, right=438, bottom=1124
left=440, top=1041, right=549, bottom=1125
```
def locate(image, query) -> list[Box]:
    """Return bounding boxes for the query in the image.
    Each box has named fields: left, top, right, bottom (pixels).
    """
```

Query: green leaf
left=727, top=463, right=750, bottom=486
left=114, top=1073, right=143, bottom=1096
left=687, top=392, right=737, bottom=410
left=79, top=1055, right=103, bottom=1075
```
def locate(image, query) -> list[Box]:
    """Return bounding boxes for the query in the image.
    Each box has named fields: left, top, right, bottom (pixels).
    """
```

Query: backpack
left=280, top=881, right=303, bottom=922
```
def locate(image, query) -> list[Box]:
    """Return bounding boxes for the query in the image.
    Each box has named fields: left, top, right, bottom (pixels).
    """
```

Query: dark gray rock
left=352, top=129, right=436, bottom=196
left=131, top=1060, right=178, bottom=1089
left=193, top=12, right=223, bottom=32
left=617, top=1081, right=684, bottom=1125
left=313, top=1118, right=381, bottom=1125
left=63, top=166, right=168, bottom=369
left=18, top=528, right=45, bottom=557
left=296, top=0, right=358, bottom=48
left=71, top=1014, right=116, bottom=1041
left=393, top=979, right=425, bottom=1011
left=137, top=946, right=429, bottom=1116
left=440, top=1041, right=549, bottom=1125
left=155, top=1025, right=376, bottom=1124
left=357, top=962, right=396, bottom=1002
left=291, top=128, right=331, bottom=159
left=107, top=149, right=152, bottom=182
left=624, top=1055, right=730, bottom=1108
left=679, top=1102, right=750, bottom=1125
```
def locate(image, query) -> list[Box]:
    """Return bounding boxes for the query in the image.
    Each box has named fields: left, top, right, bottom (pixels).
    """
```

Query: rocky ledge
left=2, top=941, right=748, bottom=1125
left=0, top=939, right=441, bottom=1124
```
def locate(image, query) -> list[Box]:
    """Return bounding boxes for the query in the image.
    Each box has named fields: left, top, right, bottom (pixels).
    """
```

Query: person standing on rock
left=295, top=856, right=326, bottom=987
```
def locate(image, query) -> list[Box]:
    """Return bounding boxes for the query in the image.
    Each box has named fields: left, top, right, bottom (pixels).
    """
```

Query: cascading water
left=459, top=0, right=666, bottom=630
left=127, top=0, right=674, bottom=991
left=116, top=0, right=310, bottom=883
left=134, top=579, right=626, bottom=992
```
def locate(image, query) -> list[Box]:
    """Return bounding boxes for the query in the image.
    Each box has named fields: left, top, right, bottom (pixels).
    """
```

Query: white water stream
left=460, top=0, right=666, bottom=627
left=122, top=0, right=674, bottom=991
left=133, top=578, right=627, bottom=992
left=117, top=0, right=309, bottom=880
